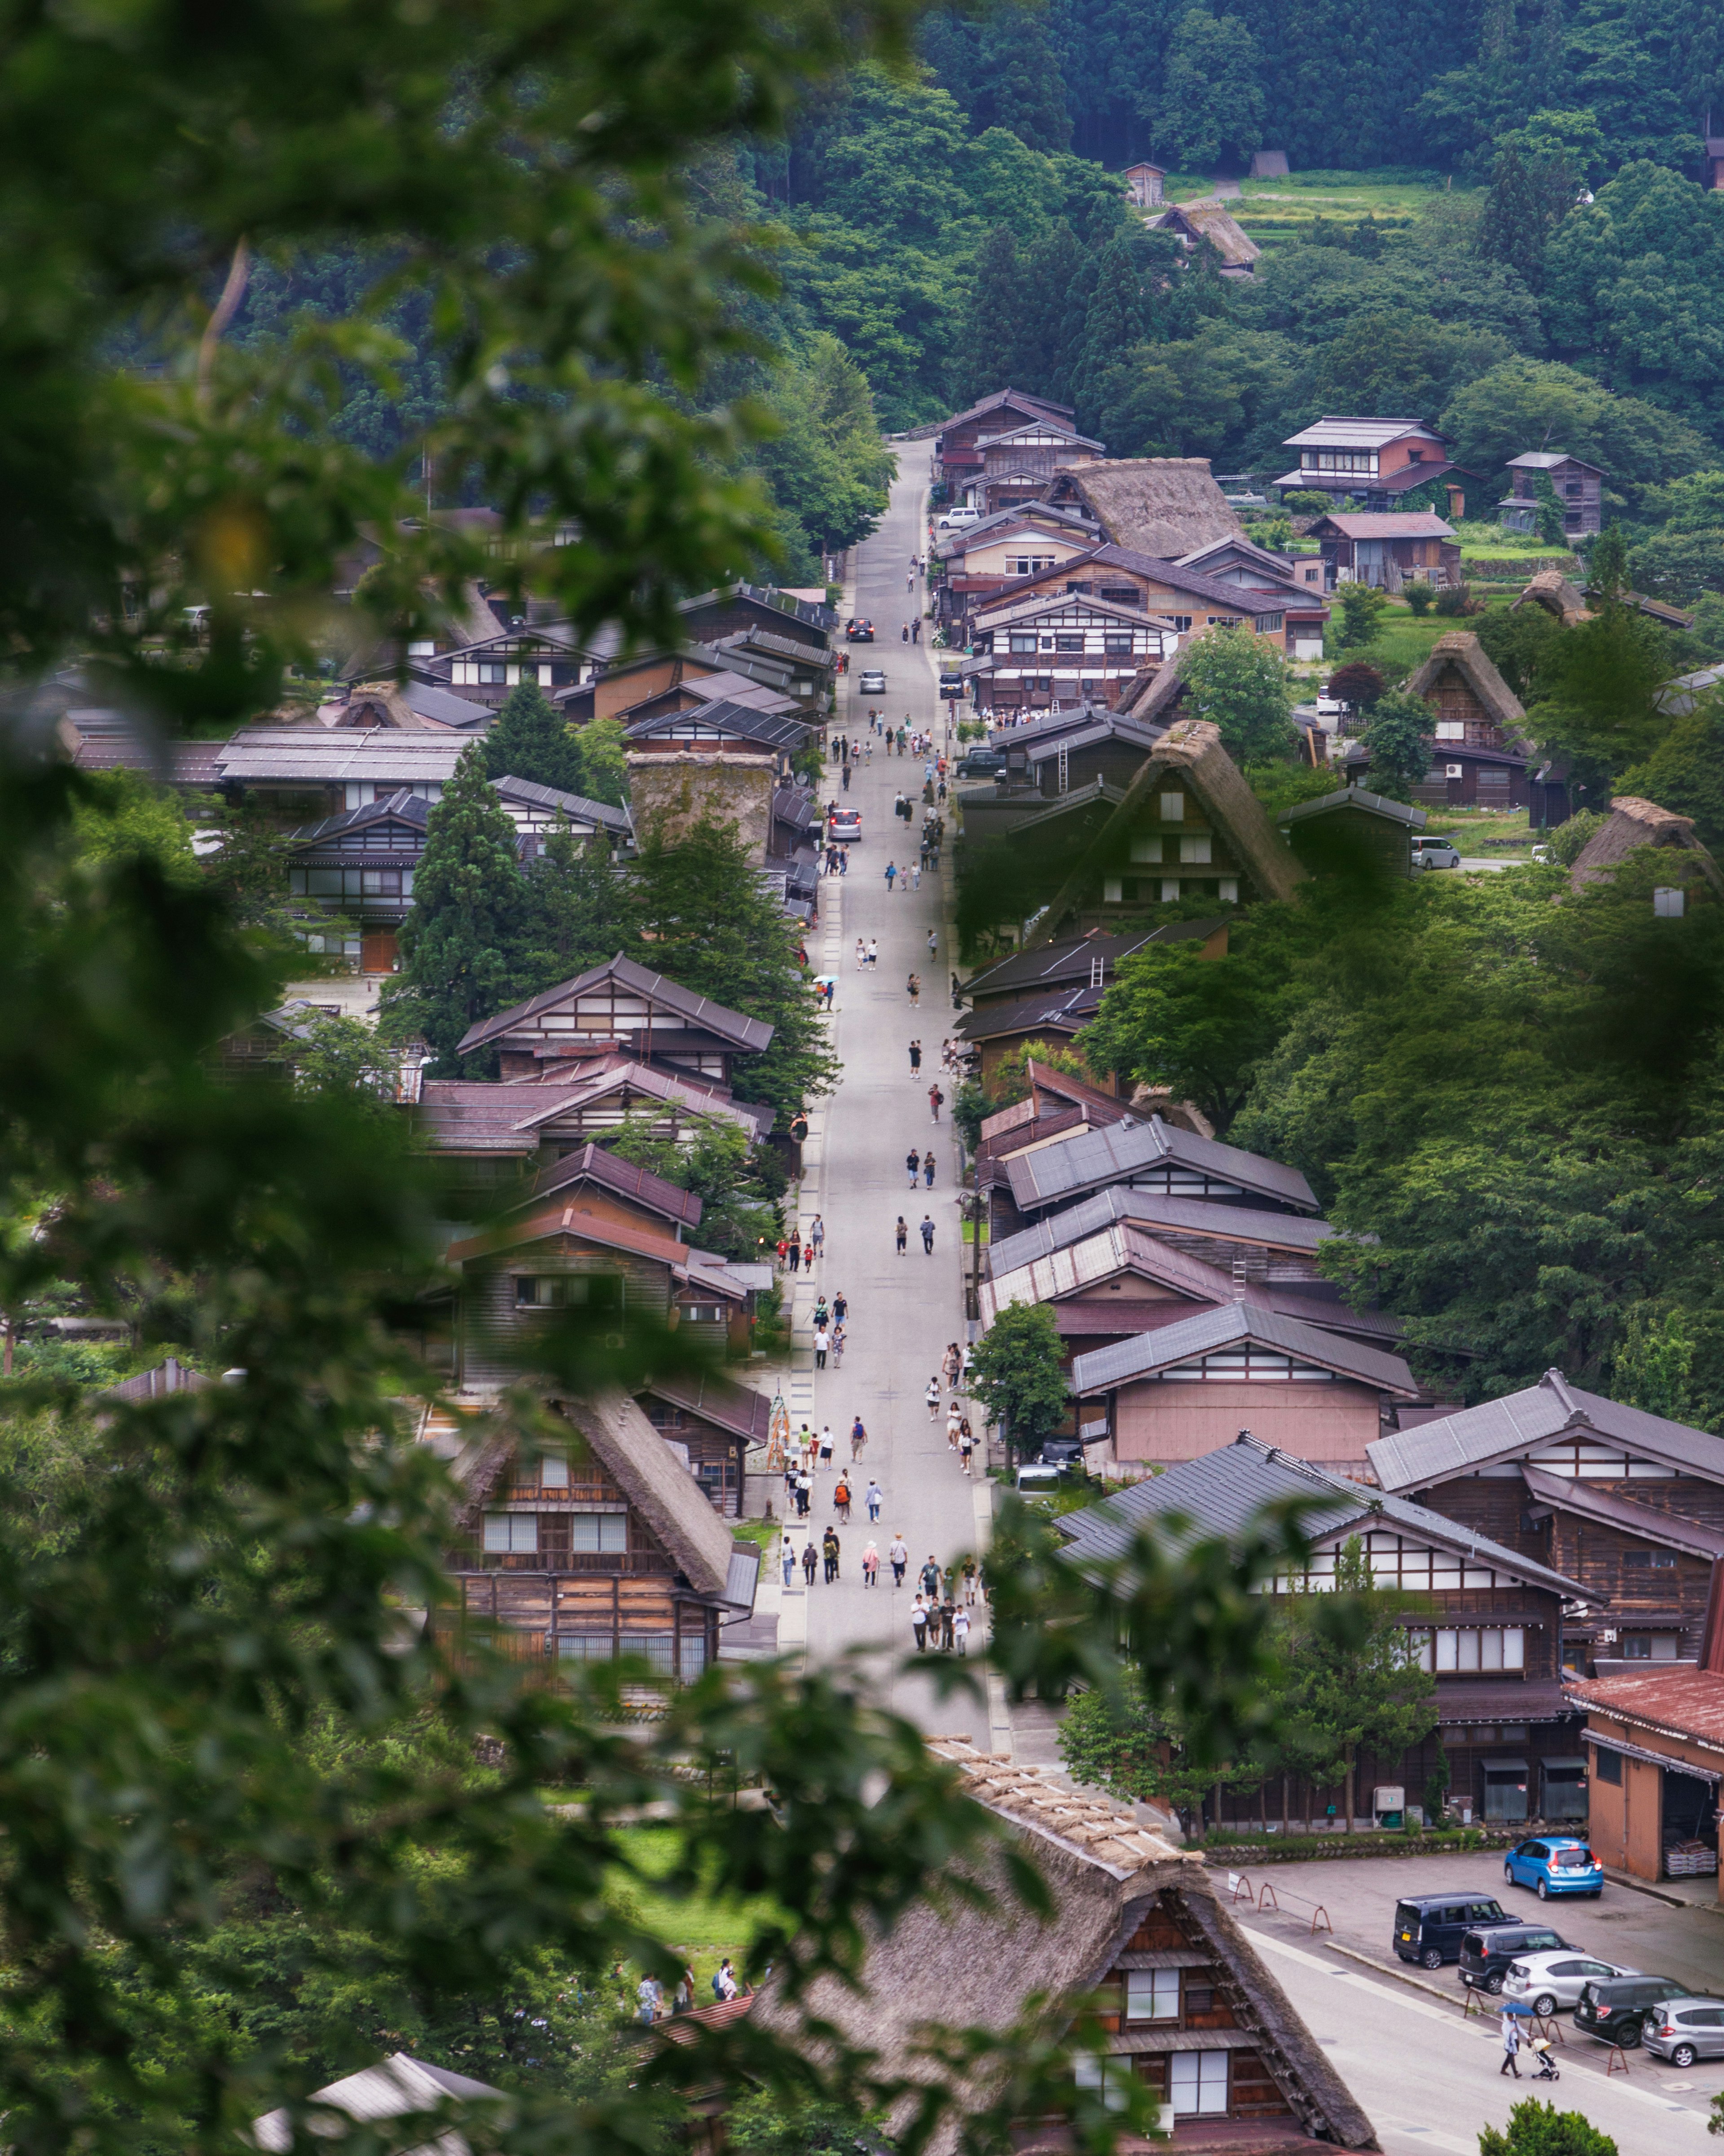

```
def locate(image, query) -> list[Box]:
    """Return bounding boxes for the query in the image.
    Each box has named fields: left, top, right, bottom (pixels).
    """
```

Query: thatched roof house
left=1514, top=569, right=1591, bottom=628
left=1042, top=460, right=1241, bottom=559
left=1030, top=718, right=1305, bottom=944
left=1403, top=630, right=1527, bottom=742
left=1153, top=200, right=1263, bottom=276
left=1569, top=795, right=1724, bottom=899
left=754, top=1739, right=1377, bottom=2156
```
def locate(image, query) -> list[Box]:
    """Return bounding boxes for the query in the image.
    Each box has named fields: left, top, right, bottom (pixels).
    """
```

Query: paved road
left=773, top=440, right=1004, bottom=1740
left=1242, top=1920, right=1719, bottom=2155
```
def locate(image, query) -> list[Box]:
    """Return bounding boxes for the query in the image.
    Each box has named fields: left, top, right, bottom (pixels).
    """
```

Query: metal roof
left=1520, top=1464, right=1724, bottom=1560
left=1283, top=417, right=1446, bottom=450
left=1570, top=1667, right=1724, bottom=1753
left=1367, top=1369, right=1724, bottom=1490
left=1279, top=787, right=1427, bottom=831
left=458, top=950, right=774, bottom=1057
left=1069, top=1300, right=1418, bottom=1397
left=987, top=1186, right=1336, bottom=1279
left=1057, top=1433, right=1588, bottom=1598
left=1005, top=1114, right=1319, bottom=1216
left=288, top=789, right=431, bottom=845
left=1506, top=452, right=1604, bottom=473
left=216, top=729, right=471, bottom=782
left=621, top=697, right=809, bottom=753
left=964, top=921, right=1227, bottom=1004
left=489, top=772, right=631, bottom=831
left=982, top=1221, right=1240, bottom=1325
left=1311, top=513, right=1456, bottom=540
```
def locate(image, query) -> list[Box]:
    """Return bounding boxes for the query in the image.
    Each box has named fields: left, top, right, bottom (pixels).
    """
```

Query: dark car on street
left=954, top=749, right=1009, bottom=780
left=1574, top=1972, right=1689, bottom=2048
left=1459, top=1922, right=1570, bottom=1995
left=845, top=619, right=875, bottom=642
left=1393, top=1893, right=1509, bottom=1969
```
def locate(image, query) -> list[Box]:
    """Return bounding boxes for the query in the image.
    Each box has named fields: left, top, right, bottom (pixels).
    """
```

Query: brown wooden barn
left=1403, top=631, right=1535, bottom=811
left=1305, top=511, right=1461, bottom=591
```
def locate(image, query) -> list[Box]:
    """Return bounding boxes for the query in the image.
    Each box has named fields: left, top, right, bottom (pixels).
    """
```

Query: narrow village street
left=769, top=441, right=1008, bottom=1741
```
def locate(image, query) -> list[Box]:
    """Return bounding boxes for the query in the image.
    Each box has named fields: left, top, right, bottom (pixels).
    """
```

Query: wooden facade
left=933, top=389, right=1078, bottom=486
left=1306, top=511, right=1461, bottom=591
left=1403, top=630, right=1534, bottom=811
left=636, top=1370, right=774, bottom=1519
left=963, top=592, right=1175, bottom=716
left=457, top=951, right=773, bottom=1085
left=1278, top=787, right=1425, bottom=879
left=1501, top=452, right=1604, bottom=539
left=1574, top=1664, right=1724, bottom=1893
left=1274, top=416, right=1469, bottom=513
left=967, top=542, right=1303, bottom=661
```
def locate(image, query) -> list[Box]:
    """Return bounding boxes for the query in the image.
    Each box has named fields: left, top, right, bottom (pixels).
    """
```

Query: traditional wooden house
left=620, top=697, right=810, bottom=772
left=1274, top=418, right=1472, bottom=516
left=933, top=388, right=1078, bottom=489
left=1177, top=531, right=1328, bottom=602
left=988, top=1189, right=1341, bottom=1294
left=255, top=2053, right=504, bottom=2154
left=457, top=953, right=774, bottom=1086
left=673, top=582, right=836, bottom=657
left=1004, top=1113, right=1319, bottom=1226
left=489, top=773, right=633, bottom=854
left=414, top=627, right=590, bottom=707
left=318, top=677, right=493, bottom=731
left=753, top=1735, right=1379, bottom=2152
left=1368, top=1369, right=1724, bottom=1680
left=1149, top=200, right=1261, bottom=278
left=970, top=542, right=1306, bottom=657
left=428, top=1386, right=758, bottom=1679
left=1403, top=631, right=1535, bottom=810
left=1038, top=462, right=1241, bottom=559
left=210, top=727, right=469, bottom=821
left=1027, top=718, right=1307, bottom=940
left=1500, top=451, right=1604, bottom=539
left=974, top=418, right=1104, bottom=489
left=959, top=592, right=1178, bottom=717
left=283, top=789, right=428, bottom=974
left=1121, top=160, right=1165, bottom=207
left=957, top=712, right=1171, bottom=837
left=560, top=637, right=818, bottom=726
left=1571, top=1648, right=1724, bottom=1891
left=1514, top=568, right=1591, bottom=627
left=1305, top=511, right=1461, bottom=592
left=1568, top=794, right=1724, bottom=901
left=1070, top=1307, right=1420, bottom=1471
left=1060, top=1437, right=1596, bottom=1829
left=635, top=1368, right=773, bottom=1519
left=501, top=1140, right=704, bottom=1242
left=933, top=507, right=1099, bottom=633
left=1277, top=787, right=1426, bottom=879
left=965, top=922, right=1228, bottom=1014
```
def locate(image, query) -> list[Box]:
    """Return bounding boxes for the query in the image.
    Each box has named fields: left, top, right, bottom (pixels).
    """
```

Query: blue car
left=1504, top=1835, right=1604, bottom=1899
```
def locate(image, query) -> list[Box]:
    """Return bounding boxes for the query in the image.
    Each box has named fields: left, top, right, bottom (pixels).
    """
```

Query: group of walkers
left=905, top=1145, right=937, bottom=1190
left=774, top=1216, right=824, bottom=1274
left=894, top=1213, right=937, bottom=1254
left=636, top=1958, right=746, bottom=2024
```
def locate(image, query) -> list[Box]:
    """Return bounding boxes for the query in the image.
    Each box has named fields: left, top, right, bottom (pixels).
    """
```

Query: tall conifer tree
left=482, top=678, right=585, bottom=795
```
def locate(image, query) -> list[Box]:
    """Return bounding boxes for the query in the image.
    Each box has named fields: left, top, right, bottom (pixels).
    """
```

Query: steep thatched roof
left=1158, top=201, right=1263, bottom=270
left=555, top=1387, right=741, bottom=1599
left=1404, top=630, right=1527, bottom=736
left=1570, top=794, right=1724, bottom=899
left=1032, top=719, right=1305, bottom=944
left=1046, top=459, right=1241, bottom=557
left=752, top=1740, right=1377, bottom=2156
left=1514, top=569, right=1591, bottom=627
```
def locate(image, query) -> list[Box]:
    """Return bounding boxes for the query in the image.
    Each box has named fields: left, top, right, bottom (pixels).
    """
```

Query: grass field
left=609, top=1825, right=788, bottom=1989
left=1229, top=168, right=1478, bottom=245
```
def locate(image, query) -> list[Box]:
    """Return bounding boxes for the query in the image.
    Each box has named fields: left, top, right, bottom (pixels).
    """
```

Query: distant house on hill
left=1275, top=416, right=1474, bottom=517
left=1305, top=511, right=1461, bottom=592
left=1568, top=795, right=1724, bottom=901
left=1278, top=787, right=1426, bottom=879
left=1150, top=199, right=1261, bottom=277
left=1403, top=630, right=1535, bottom=812
left=1121, top=159, right=1165, bottom=207
left=934, top=388, right=1078, bottom=489
left=1500, top=451, right=1605, bottom=539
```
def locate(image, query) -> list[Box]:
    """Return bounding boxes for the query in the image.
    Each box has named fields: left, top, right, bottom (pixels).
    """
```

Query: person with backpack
left=822, top=1526, right=841, bottom=1583
left=850, top=1414, right=867, bottom=1459
left=833, top=1476, right=851, bottom=1521
left=895, top=1216, right=908, bottom=1255
left=928, top=1084, right=944, bottom=1123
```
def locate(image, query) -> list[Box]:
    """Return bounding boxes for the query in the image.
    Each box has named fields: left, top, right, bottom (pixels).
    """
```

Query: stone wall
left=625, top=752, right=776, bottom=864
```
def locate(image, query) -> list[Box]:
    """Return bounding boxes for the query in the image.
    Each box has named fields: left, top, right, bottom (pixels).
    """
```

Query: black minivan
left=1574, top=1972, right=1688, bottom=2048
left=1460, top=1922, right=1570, bottom=1994
left=1394, top=1893, right=1509, bottom=1969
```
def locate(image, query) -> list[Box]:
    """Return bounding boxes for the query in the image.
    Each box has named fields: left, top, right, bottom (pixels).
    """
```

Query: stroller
left=1527, top=2036, right=1559, bottom=2082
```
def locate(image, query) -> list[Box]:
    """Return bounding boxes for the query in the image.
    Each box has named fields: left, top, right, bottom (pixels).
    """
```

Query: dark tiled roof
left=1068, top=1300, right=1418, bottom=1397
left=288, top=788, right=431, bottom=845
left=954, top=986, right=1097, bottom=1044
left=622, top=697, right=811, bottom=754
left=965, top=921, right=1223, bottom=1003
left=1367, top=1369, right=1724, bottom=1491
left=641, top=1368, right=774, bottom=1445
left=524, top=1140, right=702, bottom=1227
left=458, top=951, right=774, bottom=1057
left=490, top=773, right=632, bottom=831
left=1005, top=1114, right=1319, bottom=1216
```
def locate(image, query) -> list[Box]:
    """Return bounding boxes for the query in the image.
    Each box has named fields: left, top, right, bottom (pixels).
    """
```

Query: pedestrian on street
left=959, top=1426, right=975, bottom=1475
left=908, top=1039, right=922, bottom=1072
left=866, top=1479, right=883, bottom=1522
left=813, top=1322, right=828, bottom=1370
left=1499, top=2009, right=1522, bottom=2078
left=961, top=1556, right=978, bottom=1605
left=927, top=930, right=937, bottom=959
left=889, top=1533, right=908, bottom=1586
left=942, top=1341, right=961, bottom=1387
left=895, top=1216, right=908, bottom=1254
left=906, top=1146, right=921, bottom=1188
left=910, top=1595, right=928, bottom=1651
left=831, top=1321, right=846, bottom=1368
left=809, top=1215, right=824, bottom=1260
left=862, top=1539, right=880, bottom=1587
left=819, top=1426, right=834, bottom=1469
left=855, top=939, right=865, bottom=972
left=953, top=1605, right=972, bottom=1655
left=920, top=1213, right=936, bottom=1253
left=929, top=1084, right=944, bottom=1122
left=850, top=1414, right=867, bottom=1459
left=833, top=1290, right=848, bottom=1325
left=945, top=1404, right=961, bottom=1449
left=822, top=1526, right=840, bottom=1583
left=781, top=1536, right=796, bottom=1588
left=867, top=938, right=878, bottom=967
left=833, top=1476, right=851, bottom=1521
left=920, top=1556, right=941, bottom=1601
left=940, top=1598, right=957, bottom=1651
left=842, top=761, right=851, bottom=791
left=802, top=1540, right=817, bottom=1584
left=925, top=1376, right=941, bottom=1421
left=775, top=1235, right=788, bottom=1270
left=787, top=1235, right=801, bottom=1273
left=885, top=862, right=897, bottom=892
left=907, top=971, right=920, bottom=1005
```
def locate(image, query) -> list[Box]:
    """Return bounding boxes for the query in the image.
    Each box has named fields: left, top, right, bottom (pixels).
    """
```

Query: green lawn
left=1327, top=591, right=1521, bottom=682
left=608, top=1825, right=788, bottom=1988
left=1228, top=168, right=1480, bottom=246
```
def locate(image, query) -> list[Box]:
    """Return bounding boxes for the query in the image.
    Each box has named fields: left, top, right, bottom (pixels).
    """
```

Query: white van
left=937, top=506, right=980, bottom=530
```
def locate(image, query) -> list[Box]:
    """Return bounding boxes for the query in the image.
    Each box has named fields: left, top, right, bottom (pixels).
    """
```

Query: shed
left=1122, top=161, right=1165, bottom=208
left=1277, top=787, right=1425, bottom=878
left=1249, top=149, right=1291, bottom=178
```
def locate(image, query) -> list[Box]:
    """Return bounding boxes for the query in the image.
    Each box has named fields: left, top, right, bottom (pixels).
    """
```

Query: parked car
left=1502, top=1952, right=1632, bottom=2017
left=1411, top=835, right=1461, bottom=870
left=1643, top=1996, right=1724, bottom=2066
left=827, top=808, right=862, bottom=844
left=1574, top=1972, right=1689, bottom=2048
left=1459, top=1922, right=1569, bottom=1994
left=937, top=507, right=980, bottom=529
left=845, top=619, right=875, bottom=642
left=858, top=669, right=887, bottom=694
left=955, top=749, right=1009, bottom=779
left=1503, top=1836, right=1604, bottom=1899
left=1013, top=1461, right=1066, bottom=1498
left=1394, top=1895, right=1510, bottom=1971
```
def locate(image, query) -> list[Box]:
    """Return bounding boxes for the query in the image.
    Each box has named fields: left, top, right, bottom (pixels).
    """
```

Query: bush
left=1282, top=489, right=1330, bottom=515
left=1545, top=808, right=1606, bottom=865
left=1434, top=582, right=1477, bottom=616
left=1335, top=584, right=1388, bottom=648
left=1403, top=581, right=1435, bottom=615
left=1478, top=2099, right=1617, bottom=2156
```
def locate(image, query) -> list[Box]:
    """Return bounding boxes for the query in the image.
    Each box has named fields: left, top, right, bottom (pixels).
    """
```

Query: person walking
left=795, top=1468, right=812, bottom=1517
left=910, top=1595, right=929, bottom=1651
left=850, top=1414, right=867, bottom=1460
left=920, top=1213, right=936, bottom=1254
left=929, top=1083, right=944, bottom=1123
left=907, top=971, right=920, bottom=1005
left=1499, top=2007, right=1522, bottom=2078
left=867, top=937, right=878, bottom=968
left=862, top=1539, right=880, bottom=1588
left=959, top=1424, right=975, bottom=1476
left=906, top=1145, right=921, bottom=1189
left=775, top=1235, right=788, bottom=1270
left=809, top=1215, right=824, bottom=1261
left=822, top=1527, right=840, bottom=1583
left=832, top=1289, right=847, bottom=1326
left=781, top=1534, right=796, bottom=1588
left=923, top=1149, right=936, bottom=1188
left=895, top=1216, right=908, bottom=1255
left=813, top=1321, right=828, bottom=1370
left=927, top=929, right=937, bottom=959
left=908, top=1039, right=922, bottom=1073
left=925, top=1376, right=941, bottom=1421
left=884, top=861, right=897, bottom=893
left=831, top=1320, right=846, bottom=1369
left=818, top=1425, right=834, bottom=1470
left=953, top=1605, right=972, bottom=1656
left=855, top=939, right=865, bottom=973
left=865, top=1478, right=883, bottom=1523
left=787, top=1234, right=801, bottom=1274
left=833, top=1476, right=851, bottom=1522
left=889, top=1533, right=908, bottom=1587
left=910, top=862, right=920, bottom=890
left=802, top=1539, right=817, bottom=1585
left=942, top=1341, right=961, bottom=1388
left=919, top=1554, right=941, bottom=1602
left=961, top=1556, right=978, bottom=1605
left=945, top=1404, right=961, bottom=1450
left=940, top=1597, right=957, bottom=1651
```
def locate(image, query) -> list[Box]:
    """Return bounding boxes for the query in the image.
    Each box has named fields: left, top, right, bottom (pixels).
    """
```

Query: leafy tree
left=512, top=823, right=634, bottom=1001
left=1403, top=580, right=1435, bottom=617
left=1441, top=358, right=1708, bottom=516
left=1628, top=530, right=1724, bottom=608
left=1612, top=1305, right=1695, bottom=1422
left=573, top=716, right=629, bottom=807
left=1589, top=522, right=1629, bottom=601
left=1544, top=807, right=1606, bottom=865
left=985, top=1037, right=1097, bottom=1113
left=1524, top=598, right=1674, bottom=785
left=1615, top=698, right=1724, bottom=851
left=1642, top=470, right=1724, bottom=532
left=1363, top=689, right=1437, bottom=802
left=1478, top=2098, right=1618, bottom=2156
left=749, top=334, right=896, bottom=556
left=1153, top=9, right=1265, bottom=170
left=1326, top=662, right=1385, bottom=712
left=483, top=679, right=584, bottom=796
left=1307, top=312, right=1513, bottom=420
left=1473, top=599, right=1562, bottom=702
left=607, top=1113, right=782, bottom=1267
left=1174, top=626, right=1294, bottom=762
left=1057, top=1669, right=1256, bottom=1820
left=1525, top=469, right=1569, bottom=547
left=972, top=9, right=1072, bottom=153
left=968, top=1301, right=1069, bottom=1460
left=953, top=226, right=1027, bottom=410
left=1475, top=136, right=1585, bottom=293
left=1335, top=585, right=1389, bottom=648
left=1070, top=230, right=1154, bottom=438
left=291, top=1012, right=403, bottom=1117
left=391, top=742, right=529, bottom=1074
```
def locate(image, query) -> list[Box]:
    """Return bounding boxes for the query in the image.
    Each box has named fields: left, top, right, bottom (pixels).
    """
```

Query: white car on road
left=1502, top=1951, right=1634, bottom=2017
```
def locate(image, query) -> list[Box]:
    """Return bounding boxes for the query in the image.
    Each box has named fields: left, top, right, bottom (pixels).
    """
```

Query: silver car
left=1503, top=1952, right=1632, bottom=2017
left=1411, top=835, right=1460, bottom=870
left=1643, top=1996, right=1724, bottom=2067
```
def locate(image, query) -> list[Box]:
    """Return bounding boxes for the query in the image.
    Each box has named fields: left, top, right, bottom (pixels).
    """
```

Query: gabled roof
left=447, top=1200, right=693, bottom=1273
left=215, top=728, right=471, bottom=785
left=490, top=773, right=632, bottom=832
left=458, top=952, right=773, bottom=1058
left=1520, top=1464, right=1724, bottom=1561
left=1059, top=1433, right=1587, bottom=1602
left=975, top=419, right=1104, bottom=453
left=1308, top=512, right=1455, bottom=541
left=522, top=1139, right=702, bottom=1229
left=975, top=586, right=1179, bottom=635
left=954, top=983, right=1097, bottom=1045
left=436, top=626, right=587, bottom=662
left=1153, top=199, right=1261, bottom=269
left=1007, top=1111, right=1319, bottom=1217
left=932, top=503, right=1096, bottom=561
left=1569, top=794, right=1724, bottom=899
left=255, top=2054, right=502, bottom=2153
left=639, top=1367, right=774, bottom=1446
left=1507, top=451, right=1603, bottom=475
left=988, top=1188, right=1338, bottom=1281
left=1174, top=532, right=1302, bottom=584
left=1042, top=463, right=1241, bottom=558
left=1069, top=1300, right=1419, bottom=1398
left=1283, top=417, right=1447, bottom=450
left=965, top=921, right=1225, bottom=1004
left=1034, top=715, right=1307, bottom=935
left=1516, top=569, right=1592, bottom=628
left=1405, top=630, right=1527, bottom=735
left=983, top=1221, right=1245, bottom=1326
left=976, top=541, right=1274, bottom=622
left=1279, top=787, right=1426, bottom=832
left=288, top=788, right=431, bottom=845
left=334, top=677, right=494, bottom=730
left=558, top=1387, right=745, bottom=1602
left=941, top=387, right=1076, bottom=432
left=1367, top=1367, right=1724, bottom=1490
left=621, top=697, right=809, bottom=755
